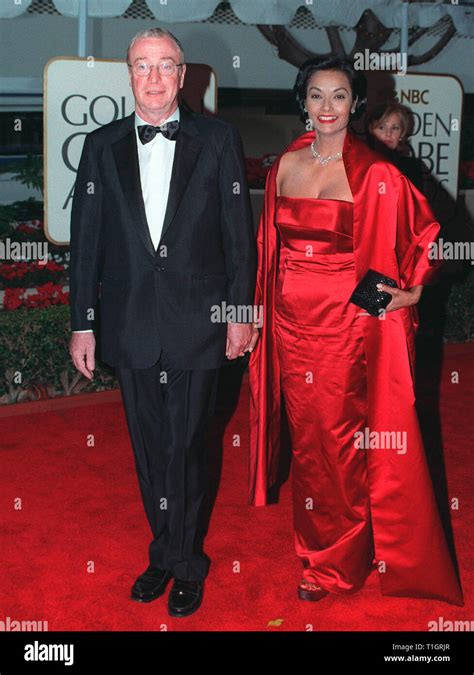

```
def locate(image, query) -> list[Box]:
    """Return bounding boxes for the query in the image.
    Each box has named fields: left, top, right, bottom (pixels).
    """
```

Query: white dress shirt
left=135, top=107, right=179, bottom=250
left=73, top=107, right=179, bottom=334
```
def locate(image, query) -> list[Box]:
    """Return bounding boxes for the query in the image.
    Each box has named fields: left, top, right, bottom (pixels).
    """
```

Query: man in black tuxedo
left=69, top=28, right=256, bottom=617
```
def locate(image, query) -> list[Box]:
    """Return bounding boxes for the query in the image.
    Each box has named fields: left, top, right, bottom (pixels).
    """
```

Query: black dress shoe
left=168, top=579, right=204, bottom=617
left=131, top=565, right=172, bottom=603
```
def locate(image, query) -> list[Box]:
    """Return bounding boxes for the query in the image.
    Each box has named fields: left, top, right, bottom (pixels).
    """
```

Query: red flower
left=0, top=262, right=29, bottom=280
left=3, top=287, right=25, bottom=310
left=16, top=220, right=43, bottom=234
left=3, top=283, right=69, bottom=310
left=245, top=154, right=276, bottom=188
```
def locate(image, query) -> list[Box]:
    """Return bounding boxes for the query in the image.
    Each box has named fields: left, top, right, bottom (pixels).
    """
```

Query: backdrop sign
left=44, top=57, right=135, bottom=245
left=395, top=74, right=463, bottom=205
left=43, top=57, right=216, bottom=245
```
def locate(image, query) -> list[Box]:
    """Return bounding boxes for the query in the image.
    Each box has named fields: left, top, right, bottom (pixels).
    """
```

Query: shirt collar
left=135, top=106, right=180, bottom=130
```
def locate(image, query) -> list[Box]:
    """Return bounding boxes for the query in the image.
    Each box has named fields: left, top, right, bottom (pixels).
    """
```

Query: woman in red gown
left=248, top=58, right=463, bottom=606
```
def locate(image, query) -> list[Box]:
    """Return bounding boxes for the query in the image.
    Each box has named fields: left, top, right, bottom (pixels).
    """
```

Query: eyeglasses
left=127, top=60, right=184, bottom=77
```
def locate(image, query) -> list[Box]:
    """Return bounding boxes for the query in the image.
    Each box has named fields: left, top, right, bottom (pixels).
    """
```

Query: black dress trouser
left=116, top=351, right=219, bottom=582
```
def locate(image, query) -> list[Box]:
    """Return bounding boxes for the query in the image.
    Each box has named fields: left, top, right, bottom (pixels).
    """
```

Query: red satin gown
left=274, top=195, right=375, bottom=594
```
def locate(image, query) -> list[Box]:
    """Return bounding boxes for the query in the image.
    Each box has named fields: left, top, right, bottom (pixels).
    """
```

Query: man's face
left=128, top=36, right=186, bottom=123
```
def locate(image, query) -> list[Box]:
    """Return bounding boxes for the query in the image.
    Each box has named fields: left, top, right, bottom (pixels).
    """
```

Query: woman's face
left=370, top=112, right=404, bottom=150
left=305, top=69, right=354, bottom=137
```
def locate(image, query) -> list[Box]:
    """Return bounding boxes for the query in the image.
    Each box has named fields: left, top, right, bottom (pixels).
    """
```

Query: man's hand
left=378, top=283, right=423, bottom=313
left=226, top=322, right=254, bottom=360
left=69, top=332, right=96, bottom=380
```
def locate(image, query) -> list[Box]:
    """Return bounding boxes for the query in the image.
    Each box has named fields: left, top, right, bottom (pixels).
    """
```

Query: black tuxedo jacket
left=69, top=108, right=256, bottom=369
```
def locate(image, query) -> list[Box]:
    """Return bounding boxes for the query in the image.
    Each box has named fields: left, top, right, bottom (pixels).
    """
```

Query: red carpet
left=1, top=344, right=472, bottom=631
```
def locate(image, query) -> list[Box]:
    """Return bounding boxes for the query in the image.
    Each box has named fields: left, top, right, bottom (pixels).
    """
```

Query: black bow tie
left=137, top=120, right=180, bottom=144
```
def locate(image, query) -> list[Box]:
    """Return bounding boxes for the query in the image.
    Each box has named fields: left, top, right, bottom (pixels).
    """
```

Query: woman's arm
left=379, top=173, right=442, bottom=312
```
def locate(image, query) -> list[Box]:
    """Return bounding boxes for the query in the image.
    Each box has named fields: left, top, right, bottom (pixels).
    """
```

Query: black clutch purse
left=349, top=269, right=398, bottom=317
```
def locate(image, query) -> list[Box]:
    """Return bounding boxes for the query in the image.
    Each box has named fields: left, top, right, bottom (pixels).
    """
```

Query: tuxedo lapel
left=112, top=108, right=204, bottom=257
left=160, top=108, right=203, bottom=245
left=112, top=114, right=156, bottom=257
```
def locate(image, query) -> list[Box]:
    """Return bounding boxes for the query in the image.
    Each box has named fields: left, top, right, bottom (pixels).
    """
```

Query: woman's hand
left=246, top=323, right=260, bottom=353
left=377, top=284, right=423, bottom=313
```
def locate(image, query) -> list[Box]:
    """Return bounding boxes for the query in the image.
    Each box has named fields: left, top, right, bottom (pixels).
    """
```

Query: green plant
left=0, top=198, right=44, bottom=233
left=0, top=305, right=117, bottom=403
left=0, top=156, right=43, bottom=196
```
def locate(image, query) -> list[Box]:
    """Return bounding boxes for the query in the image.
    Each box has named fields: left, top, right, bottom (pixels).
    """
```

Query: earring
left=303, top=106, right=307, bottom=112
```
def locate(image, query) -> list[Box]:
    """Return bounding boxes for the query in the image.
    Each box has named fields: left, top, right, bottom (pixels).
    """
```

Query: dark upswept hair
left=294, top=57, right=367, bottom=123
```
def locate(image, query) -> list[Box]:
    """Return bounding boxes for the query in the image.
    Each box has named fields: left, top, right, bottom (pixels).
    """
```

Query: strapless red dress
left=274, top=196, right=374, bottom=593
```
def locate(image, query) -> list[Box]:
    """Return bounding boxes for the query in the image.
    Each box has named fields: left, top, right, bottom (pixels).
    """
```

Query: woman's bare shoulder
left=278, top=146, right=308, bottom=175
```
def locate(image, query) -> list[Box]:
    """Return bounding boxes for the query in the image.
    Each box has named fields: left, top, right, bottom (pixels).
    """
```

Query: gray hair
left=126, top=28, right=185, bottom=64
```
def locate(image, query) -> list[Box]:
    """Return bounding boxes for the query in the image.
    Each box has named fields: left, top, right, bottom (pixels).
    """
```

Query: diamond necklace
left=310, top=141, right=342, bottom=166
